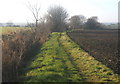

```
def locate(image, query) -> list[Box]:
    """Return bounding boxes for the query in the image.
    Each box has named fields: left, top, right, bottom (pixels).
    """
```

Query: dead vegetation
left=2, top=25, right=50, bottom=82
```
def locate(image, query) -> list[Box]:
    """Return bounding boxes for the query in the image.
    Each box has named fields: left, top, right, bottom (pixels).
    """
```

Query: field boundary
left=60, top=32, right=119, bottom=82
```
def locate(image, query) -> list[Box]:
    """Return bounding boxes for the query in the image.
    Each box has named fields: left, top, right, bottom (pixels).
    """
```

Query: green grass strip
left=24, top=32, right=83, bottom=82
left=59, top=32, right=120, bottom=82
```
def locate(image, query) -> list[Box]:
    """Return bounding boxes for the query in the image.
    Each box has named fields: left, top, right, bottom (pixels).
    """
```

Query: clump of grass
left=60, top=32, right=119, bottom=82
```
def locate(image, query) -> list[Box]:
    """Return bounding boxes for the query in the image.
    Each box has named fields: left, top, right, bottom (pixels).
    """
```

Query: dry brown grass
left=2, top=25, right=50, bottom=82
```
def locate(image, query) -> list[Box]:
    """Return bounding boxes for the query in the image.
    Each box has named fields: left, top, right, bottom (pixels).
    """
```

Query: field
left=0, top=27, right=32, bottom=35
left=1, top=27, right=120, bottom=82
left=67, top=29, right=119, bottom=74
left=22, top=32, right=119, bottom=82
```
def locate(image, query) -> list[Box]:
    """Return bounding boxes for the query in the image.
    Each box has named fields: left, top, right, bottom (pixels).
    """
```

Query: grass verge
left=23, top=32, right=83, bottom=82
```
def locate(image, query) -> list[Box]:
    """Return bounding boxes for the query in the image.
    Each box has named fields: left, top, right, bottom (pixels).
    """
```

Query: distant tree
left=6, top=21, right=14, bottom=27
left=119, top=23, right=120, bottom=29
left=0, top=23, right=3, bottom=27
left=27, top=3, right=41, bottom=27
left=85, top=16, right=103, bottom=30
left=13, top=25, right=20, bottom=27
left=26, top=21, right=35, bottom=28
left=69, top=15, right=86, bottom=29
left=47, top=5, right=68, bottom=32
left=106, top=24, right=118, bottom=29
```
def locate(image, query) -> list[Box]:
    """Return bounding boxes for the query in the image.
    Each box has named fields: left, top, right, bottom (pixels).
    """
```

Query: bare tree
left=27, top=2, right=41, bottom=27
left=47, top=5, right=68, bottom=32
left=69, top=15, right=86, bottom=29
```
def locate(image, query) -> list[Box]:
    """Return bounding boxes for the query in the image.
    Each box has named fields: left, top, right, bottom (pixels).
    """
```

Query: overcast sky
left=0, top=0, right=119, bottom=23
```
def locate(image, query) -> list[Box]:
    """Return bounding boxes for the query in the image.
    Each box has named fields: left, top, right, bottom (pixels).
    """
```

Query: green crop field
left=0, top=27, right=31, bottom=35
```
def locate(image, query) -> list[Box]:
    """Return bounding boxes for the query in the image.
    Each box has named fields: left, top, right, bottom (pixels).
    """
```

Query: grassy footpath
left=23, top=32, right=83, bottom=82
left=22, top=32, right=119, bottom=82
left=60, top=32, right=119, bottom=82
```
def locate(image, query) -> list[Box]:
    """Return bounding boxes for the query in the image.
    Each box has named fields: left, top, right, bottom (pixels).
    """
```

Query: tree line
left=41, top=5, right=106, bottom=31
left=18, top=4, right=107, bottom=31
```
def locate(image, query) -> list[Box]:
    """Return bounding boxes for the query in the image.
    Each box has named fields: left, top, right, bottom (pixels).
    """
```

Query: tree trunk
left=36, top=20, right=38, bottom=27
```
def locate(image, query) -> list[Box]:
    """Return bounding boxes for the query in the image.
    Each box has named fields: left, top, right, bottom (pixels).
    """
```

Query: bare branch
left=26, top=2, right=41, bottom=27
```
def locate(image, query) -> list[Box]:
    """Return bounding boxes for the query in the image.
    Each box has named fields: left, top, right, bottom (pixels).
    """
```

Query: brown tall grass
left=2, top=25, right=50, bottom=82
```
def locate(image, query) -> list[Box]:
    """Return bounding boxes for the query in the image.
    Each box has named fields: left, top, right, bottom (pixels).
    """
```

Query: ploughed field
left=67, top=29, right=119, bottom=74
